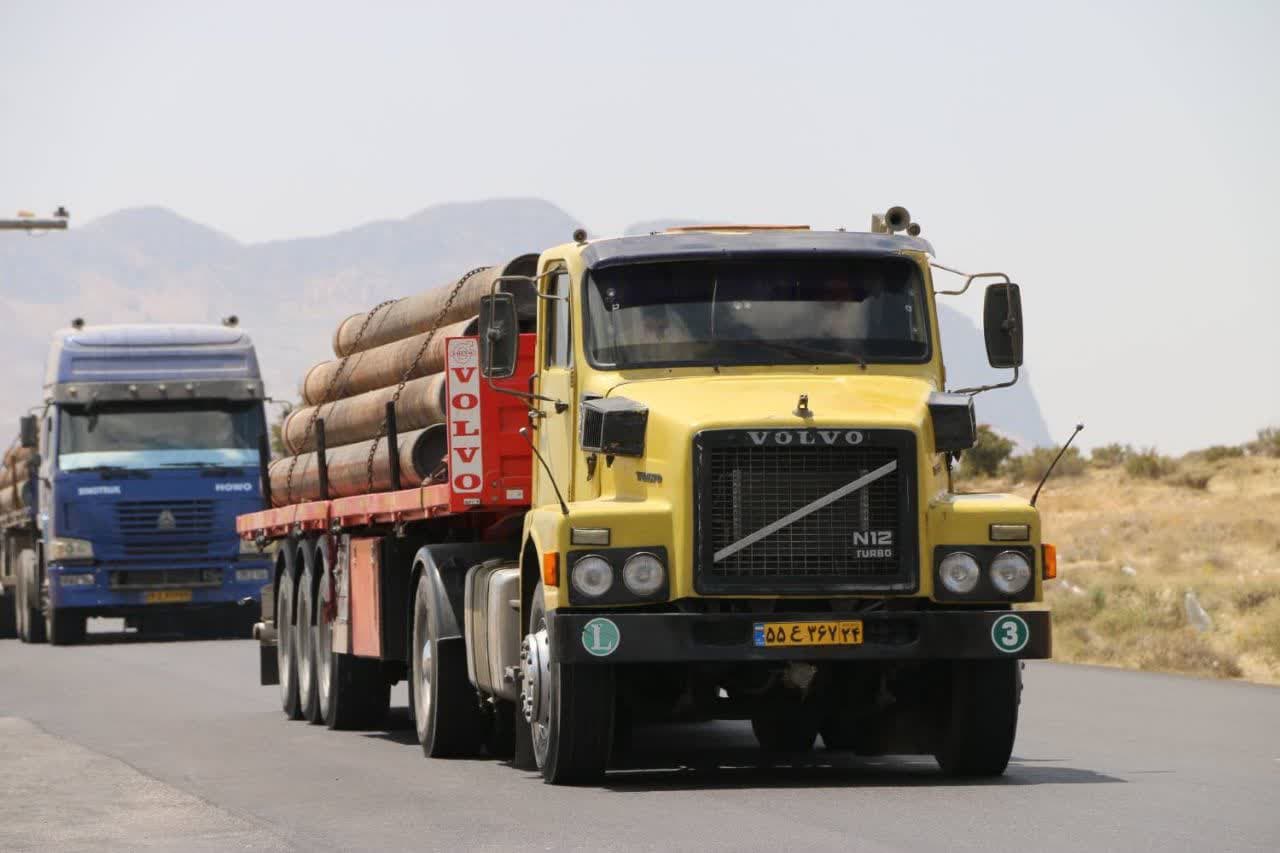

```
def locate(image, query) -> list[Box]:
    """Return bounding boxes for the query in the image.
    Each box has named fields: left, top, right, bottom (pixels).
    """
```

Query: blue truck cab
left=3, top=323, right=271, bottom=644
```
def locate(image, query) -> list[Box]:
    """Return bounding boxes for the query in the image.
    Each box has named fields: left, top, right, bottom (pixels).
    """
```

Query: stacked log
left=1, top=445, right=34, bottom=513
left=269, top=253, right=537, bottom=507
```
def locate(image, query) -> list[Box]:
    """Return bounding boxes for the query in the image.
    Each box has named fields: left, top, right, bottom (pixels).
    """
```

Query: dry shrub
left=1197, top=444, right=1245, bottom=463
left=1004, top=446, right=1086, bottom=482
left=1090, top=443, right=1131, bottom=468
left=1132, top=630, right=1243, bottom=679
left=1125, top=447, right=1176, bottom=479
left=1168, top=466, right=1213, bottom=490
left=1248, top=427, right=1280, bottom=458
left=1232, top=587, right=1279, bottom=613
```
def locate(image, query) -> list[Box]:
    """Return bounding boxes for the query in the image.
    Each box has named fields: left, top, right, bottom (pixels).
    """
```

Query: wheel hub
left=519, top=628, right=550, bottom=724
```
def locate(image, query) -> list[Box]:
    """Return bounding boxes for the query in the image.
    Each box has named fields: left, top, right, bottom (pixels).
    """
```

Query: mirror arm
left=481, top=273, right=569, bottom=413
left=931, top=263, right=1011, bottom=296
left=950, top=366, right=1020, bottom=397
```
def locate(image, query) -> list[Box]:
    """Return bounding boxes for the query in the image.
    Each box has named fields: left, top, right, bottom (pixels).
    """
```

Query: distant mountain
left=0, top=200, right=1049, bottom=447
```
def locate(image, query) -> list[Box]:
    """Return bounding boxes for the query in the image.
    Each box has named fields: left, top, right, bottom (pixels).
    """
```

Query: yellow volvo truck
left=244, top=206, right=1052, bottom=785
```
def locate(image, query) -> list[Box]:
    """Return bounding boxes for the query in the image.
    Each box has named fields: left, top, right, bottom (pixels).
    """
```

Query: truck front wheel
left=522, top=582, right=614, bottom=785
left=411, top=570, right=484, bottom=757
left=17, top=551, right=45, bottom=644
left=934, top=660, right=1021, bottom=777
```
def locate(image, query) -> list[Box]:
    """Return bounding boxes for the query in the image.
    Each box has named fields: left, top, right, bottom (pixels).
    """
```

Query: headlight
left=990, top=551, right=1032, bottom=594
left=622, top=552, right=664, bottom=596
left=938, top=552, right=981, bottom=594
left=571, top=555, right=614, bottom=598
left=235, top=568, right=270, bottom=583
left=58, top=573, right=96, bottom=587
left=49, top=537, right=94, bottom=561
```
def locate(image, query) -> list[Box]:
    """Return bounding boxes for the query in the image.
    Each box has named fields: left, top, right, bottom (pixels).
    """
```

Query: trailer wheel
left=411, top=570, right=484, bottom=757
left=319, top=542, right=388, bottom=730
left=276, top=567, right=302, bottom=719
left=934, top=660, right=1021, bottom=777
left=297, top=542, right=322, bottom=723
left=523, top=582, right=614, bottom=785
left=46, top=608, right=85, bottom=646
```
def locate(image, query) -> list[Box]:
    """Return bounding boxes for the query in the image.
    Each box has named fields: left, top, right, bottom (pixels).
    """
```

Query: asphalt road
left=1, top=622, right=1278, bottom=852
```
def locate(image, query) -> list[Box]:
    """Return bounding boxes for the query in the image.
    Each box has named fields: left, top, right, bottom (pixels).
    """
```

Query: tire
left=17, top=555, right=45, bottom=644
left=318, top=540, right=389, bottom=730
left=411, top=569, right=485, bottom=757
left=46, top=608, right=86, bottom=646
left=751, top=697, right=820, bottom=752
left=276, top=566, right=302, bottom=720
left=296, top=541, right=322, bottom=723
left=934, top=660, right=1021, bottom=777
left=524, top=582, right=614, bottom=785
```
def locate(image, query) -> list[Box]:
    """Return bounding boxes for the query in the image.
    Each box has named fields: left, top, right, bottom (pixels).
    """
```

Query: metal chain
left=364, top=266, right=489, bottom=493
left=283, top=299, right=397, bottom=506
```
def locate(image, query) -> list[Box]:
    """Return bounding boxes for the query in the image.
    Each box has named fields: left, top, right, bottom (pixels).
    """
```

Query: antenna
left=1031, top=424, right=1085, bottom=507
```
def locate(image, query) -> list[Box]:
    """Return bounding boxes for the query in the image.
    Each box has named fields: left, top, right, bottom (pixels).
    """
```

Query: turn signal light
left=542, top=552, right=559, bottom=587
left=1042, top=543, right=1057, bottom=580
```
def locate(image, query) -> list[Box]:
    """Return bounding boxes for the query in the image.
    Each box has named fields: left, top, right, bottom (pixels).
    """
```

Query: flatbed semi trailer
left=241, top=210, right=1054, bottom=784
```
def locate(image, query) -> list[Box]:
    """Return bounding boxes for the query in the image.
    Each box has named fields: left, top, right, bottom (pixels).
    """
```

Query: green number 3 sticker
left=991, top=614, right=1029, bottom=653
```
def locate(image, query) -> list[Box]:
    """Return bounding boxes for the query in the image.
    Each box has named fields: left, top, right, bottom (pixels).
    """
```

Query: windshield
left=57, top=400, right=264, bottom=471
left=583, top=255, right=929, bottom=369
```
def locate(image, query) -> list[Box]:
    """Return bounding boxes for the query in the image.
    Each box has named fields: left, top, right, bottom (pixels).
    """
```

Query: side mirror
left=983, top=283, right=1023, bottom=369
left=19, top=415, right=38, bottom=449
left=478, top=293, right=518, bottom=379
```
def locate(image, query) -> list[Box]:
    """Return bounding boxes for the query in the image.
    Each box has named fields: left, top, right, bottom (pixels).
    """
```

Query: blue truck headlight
left=235, top=568, right=270, bottom=583
left=49, top=537, right=94, bottom=561
left=58, top=572, right=96, bottom=587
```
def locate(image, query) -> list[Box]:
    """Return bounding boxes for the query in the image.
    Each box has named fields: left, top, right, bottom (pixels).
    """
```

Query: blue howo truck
left=0, top=323, right=272, bottom=645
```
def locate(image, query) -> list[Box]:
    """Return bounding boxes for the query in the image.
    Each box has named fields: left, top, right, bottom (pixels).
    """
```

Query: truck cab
left=480, top=220, right=1051, bottom=780
left=7, top=323, right=271, bottom=644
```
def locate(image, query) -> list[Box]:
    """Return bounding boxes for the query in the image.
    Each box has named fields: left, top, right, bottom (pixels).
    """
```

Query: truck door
left=533, top=262, right=574, bottom=508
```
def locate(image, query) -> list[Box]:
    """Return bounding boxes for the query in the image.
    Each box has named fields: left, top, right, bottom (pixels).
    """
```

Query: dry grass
left=963, top=455, right=1280, bottom=684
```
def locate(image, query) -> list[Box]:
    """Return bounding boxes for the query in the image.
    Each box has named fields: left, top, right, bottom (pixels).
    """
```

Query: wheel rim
left=297, top=581, right=313, bottom=696
left=277, top=575, right=293, bottom=702
left=413, top=593, right=432, bottom=734
left=316, top=559, right=333, bottom=710
left=520, top=616, right=552, bottom=766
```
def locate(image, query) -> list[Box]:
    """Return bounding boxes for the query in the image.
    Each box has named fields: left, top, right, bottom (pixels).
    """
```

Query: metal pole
left=385, top=402, right=402, bottom=491
left=316, top=418, right=330, bottom=501
left=258, top=433, right=273, bottom=510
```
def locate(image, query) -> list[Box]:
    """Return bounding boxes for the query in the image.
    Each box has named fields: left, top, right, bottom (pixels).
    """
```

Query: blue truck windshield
left=583, top=255, right=929, bottom=369
left=57, top=401, right=263, bottom=471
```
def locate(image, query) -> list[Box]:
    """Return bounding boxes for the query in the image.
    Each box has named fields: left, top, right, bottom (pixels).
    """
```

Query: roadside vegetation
left=958, top=426, right=1280, bottom=684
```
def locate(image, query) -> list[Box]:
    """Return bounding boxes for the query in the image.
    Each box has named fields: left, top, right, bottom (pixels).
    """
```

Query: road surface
left=1, top=622, right=1277, bottom=852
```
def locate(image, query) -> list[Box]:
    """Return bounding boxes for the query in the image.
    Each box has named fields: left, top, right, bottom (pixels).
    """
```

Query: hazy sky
left=2, top=0, right=1277, bottom=453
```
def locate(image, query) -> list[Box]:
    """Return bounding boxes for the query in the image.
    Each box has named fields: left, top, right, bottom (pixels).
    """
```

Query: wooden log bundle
left=268, top=426, right=446, bottom=507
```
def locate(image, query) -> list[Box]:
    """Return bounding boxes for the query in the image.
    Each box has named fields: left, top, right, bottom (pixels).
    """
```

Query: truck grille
left=115, top=500, right=216, bottom=558
left=109, top=568, right=221, bottom=589
left=693, top=429, right=918, bottom=594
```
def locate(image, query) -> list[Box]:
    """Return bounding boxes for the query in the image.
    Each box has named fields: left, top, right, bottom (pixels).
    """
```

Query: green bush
left=1199, top=444, right=1244, bottom=463
left=1248, top=427, right=1280, bottom=458
left=1125, top=447, right=1177, bottom=479
left=1003, top=446, right=1086, bottom=482
left=960, top=425, right=1015, bottom=478
left=1090, top=443, right=1131, bottom=468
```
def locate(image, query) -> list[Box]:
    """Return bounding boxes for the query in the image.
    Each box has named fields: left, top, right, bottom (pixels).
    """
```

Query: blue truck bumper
left=47, top=560, right=270, bottom=612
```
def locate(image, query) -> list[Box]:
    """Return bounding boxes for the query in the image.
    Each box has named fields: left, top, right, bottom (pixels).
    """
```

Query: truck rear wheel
left=46, top=608, right=86, bottom=646
left=411, top=570, right=484, bottom=757
left=276, top=567, right=302, bottom=719
left=297, top=542, right=322, bottom=723
left=934, top=660, right=1021, bottom=777
left=522, top=582, right=614, bottom=785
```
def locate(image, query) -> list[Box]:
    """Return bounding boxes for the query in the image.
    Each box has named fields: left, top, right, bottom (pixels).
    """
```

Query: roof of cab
left=45, top=323, right=261, bottom=388
left=578, top=229, right=935, bottom=270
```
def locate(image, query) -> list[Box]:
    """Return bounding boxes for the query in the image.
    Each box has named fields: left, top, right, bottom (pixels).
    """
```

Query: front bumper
left=548, top=608, right=1051, bottom=664
left=47, top=561, right=269, bottom=610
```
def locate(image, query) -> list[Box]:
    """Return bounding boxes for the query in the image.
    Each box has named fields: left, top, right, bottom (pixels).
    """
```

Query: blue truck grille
left=115, top=499, right=217, bottom=558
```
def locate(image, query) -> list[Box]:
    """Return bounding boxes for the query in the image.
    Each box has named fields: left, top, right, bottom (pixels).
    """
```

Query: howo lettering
left=240, top=207, right=1053, bottom=785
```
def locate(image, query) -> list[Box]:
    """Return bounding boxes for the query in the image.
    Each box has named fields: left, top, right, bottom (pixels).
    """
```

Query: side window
left=544, top=268, right=573, bottom=369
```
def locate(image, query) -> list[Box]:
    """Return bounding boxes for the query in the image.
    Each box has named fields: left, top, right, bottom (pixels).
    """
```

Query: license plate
left=753, top=620, right=863, bottom=648
left=145, top=589, right=193, bottom=604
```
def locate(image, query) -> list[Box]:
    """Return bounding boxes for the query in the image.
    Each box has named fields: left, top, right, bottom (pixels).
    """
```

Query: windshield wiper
left=747, top=340, right=868, bottom=369
left=69, top=465, right=150, bottom=478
